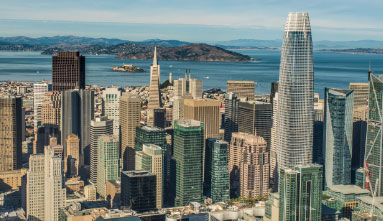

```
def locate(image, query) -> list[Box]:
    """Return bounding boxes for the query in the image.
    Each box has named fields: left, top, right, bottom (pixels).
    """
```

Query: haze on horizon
left=0, top=0, right=382, bottom=43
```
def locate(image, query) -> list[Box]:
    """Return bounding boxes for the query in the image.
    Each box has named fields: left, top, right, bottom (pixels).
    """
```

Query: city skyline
left=0, top=0, right=383, bottom=42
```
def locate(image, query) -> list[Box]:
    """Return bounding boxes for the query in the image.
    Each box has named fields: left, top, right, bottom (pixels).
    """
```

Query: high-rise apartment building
left=323, top=88, right=354, bottom=187
left=61, top=89, right=94, bottom=165
left=349, top=82, right=369, bottom=121
left=97, top=135, right=120, bottom=198
left=148, top=47, right=162, bottom=109
left=189, top=78, right=203, bottom=99
left=237, top=100, right=272, bottom=149
left=65, top=134, right=80, bottom=177
left=0, top=96, right=22, bottom=172
left=279, top=164, right=323, bottom=221
left=183, top=98, right=220, bottom=139
left=102, top=87, right=122, bottom=139
left=204, top=139, right=230, bottom=203
left=41, top=91, right=61, bottom=130
left=120, top=93, right=141, bottom=170
left=121, top=170, right=156, bottom=212
left=223, top=92, right=239, bottom=142
left=25, top=146, right=66, bottom=221
left=90, top=117, right=113, bottom=184
left=52, top=51, right=85, bottom=91
left=276, top=12, right=314, bottom=170
left=240, top=135, right=270, bottom=197
left=364, top=73, right=383, bottom=195
left=226, top=81, right=255, bottom=100
left=172, top=120, right=204, bottom=206
left=33, top=82, right=52, bottom=131
left=135, top=144, right=163, bottom=209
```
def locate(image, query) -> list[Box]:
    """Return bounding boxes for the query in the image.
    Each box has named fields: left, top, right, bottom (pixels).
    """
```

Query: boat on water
left=112, top=64, right=145, bottom=72
left=203, top=76, right=210, bottom=79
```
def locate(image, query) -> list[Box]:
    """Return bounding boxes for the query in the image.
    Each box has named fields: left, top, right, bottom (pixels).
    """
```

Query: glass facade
left=323, top=88, right=354, bottom=186
left=135, top=126, right=167, bottom=152
left=276, top=12, right=314, bottom=169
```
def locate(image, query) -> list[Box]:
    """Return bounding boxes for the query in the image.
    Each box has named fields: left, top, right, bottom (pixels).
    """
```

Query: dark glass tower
left=135, top=126, right=167, bottom=152
left=223, top=93, right=239, bottom=142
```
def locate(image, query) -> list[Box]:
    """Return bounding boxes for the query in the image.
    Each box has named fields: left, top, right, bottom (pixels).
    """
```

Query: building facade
left=102, top=87, right=122, bottom=139
left=148, top=47, right=162, bottom=109
left=323, top=88, right=354, bottom=187
left=223, top=92, right=239, bottom=142
left=33, top=82, right=52, bottom=131
left=65, top=134, right=80, bottom=177
left=52, top=51, right=85, bottom=91
left=226, top=81, right=255, bottom=100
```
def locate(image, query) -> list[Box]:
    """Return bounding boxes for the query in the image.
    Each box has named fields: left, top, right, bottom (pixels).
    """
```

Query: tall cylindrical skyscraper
left=276, top=12, right=314, bottom=170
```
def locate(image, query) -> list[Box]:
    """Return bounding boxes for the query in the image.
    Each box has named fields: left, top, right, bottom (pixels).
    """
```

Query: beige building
left=135, top=144, right=163, bottom=209
left=26, top=146, right=66, bottom=221
left=189, top=78, right=203, bottom=99
left=84, top=184, right=97, bottom=201
left=65, top=134, right=80, bottom=177
left=148, top=47, right=162, bottom=109
left=183, top=98, right=220, bottom=139
left=0, top=168, right=27, bottom=190
left=227, top=81, right=255, bottom=100
left=349, top=82, right=369, bottom=121
left=230, top=132, right=270, bottom=198
left=0, top=97, right=22, bottom=172
left=120, top=93, right=141, bottom=170
left=41, top=91, right=61, bottom=129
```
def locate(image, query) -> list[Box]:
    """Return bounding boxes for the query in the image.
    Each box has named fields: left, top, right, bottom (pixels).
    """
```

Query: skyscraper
left=41, top=91, right=61, bottom=130
left=135, top=144, right=163, bottom=209
left=120, top=93, right=141, bottom=170
left=276, top=12, right=314, bottom=170
left=33, top=82, right=52, bottom=131
left=61, top=89, right=94, bottom=165
left=189, top=78, right=203, bottom=99
left=0, top=96, right=22, bottom=172
left=349, top=82, right=369, bottom=121
left=323, top=88, right=354, bottom=187
left=147, top=108, right=166, bottom=129
left=65, top=134, right=80, bottom=177
left=204, top=139, right=230, bottom=203
left=364, top=73, right=383, bottom=195
left=90, top=117, right=113, bottom=184
left=135, top=126, right=167, bottom=152
left=172, top=119, right=204, bottom=206
left=237, top=100, right=272, bottom=149
left=121, top=170, right=156, bottom=212
left=279, top=164, right=323, bottom=221
left=148, top=47, right=162, bottom=109
left=223, top=92, right=239, bottom=142
left=52, top=51, right=85, bottom=91
left=102, top=87, right=122, bottom=139
left=25, top=146, right=66, bottom=221
left=226, top=81, right=255, bottom=100
left=97, top=135, right=120, bottom=198
left=183, top=98, right=220, bottom=139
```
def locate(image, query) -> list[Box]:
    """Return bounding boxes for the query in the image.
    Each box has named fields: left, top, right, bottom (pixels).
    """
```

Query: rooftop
left=176, top=119, right=202, bottom=128
left=122, top=170, right=155, bottom=178
left=327, top=185, right=369, bottom=195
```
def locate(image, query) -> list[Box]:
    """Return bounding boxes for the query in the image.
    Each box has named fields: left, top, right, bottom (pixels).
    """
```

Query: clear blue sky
left=0, top=0, right=382, bottom=42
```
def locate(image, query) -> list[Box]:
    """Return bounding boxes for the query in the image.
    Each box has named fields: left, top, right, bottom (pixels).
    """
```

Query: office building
left=189, top=78, right=203, bottom=99
left=172, top=120, right=204, bottom=206
left=349, top=82, right=369, bottom=121
left=0, top=96, right=22, bottom=172
left=223, top=92, right=239, bottom=142
left=33, top=124, right=60, bottom=154
left=279, top=164, right=323, bottom=221
left=226, top=81, right=255, bottom=100
left=90, top=117, right=113, bottom=184
left=121, top=170, right=156, bottom=212
left=237, top=100, right=272, bottom=149
left=65, top=134, right=80, bottom=177
left=61, top=89, right=94, bottom=165
left=0, top=168, right=27, bottom=191
left=33, top=82, right=52, bottom=131
left=323, top=88, right=354, bottom=187
left=52, top=51, right=85, bottom=91
left=364, top=73, right=383, bottom=195
left=204, top=139, right=230, bottom=203
left=135, top=125, right=167, bottom=152
left=240, top=135, right=270, bottom=197
left=183, top=98, right=220, bottom=139
left=25, top=146, right=66, bottom=221
left=102, top=87, right=122, bottom=139
left=120, top=93, right=141, bottom=170
left=270, top=93, right=278, bottom=191
left=41, top=91, right=61, bottom=130
left=276, top=12, right=314, bottom=169
left=148, top=47, right=162, bottom=109
left=135, top=144, right=163, bottom=209
left=97, top=135, right=120, bottom=198
left=147, top=108, right=166, bottom=129
left=313, top=98, right=324, bottom=165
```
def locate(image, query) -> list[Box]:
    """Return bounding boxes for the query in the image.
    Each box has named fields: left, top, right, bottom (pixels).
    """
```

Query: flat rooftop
left=327, top=185, right=369, bottom=195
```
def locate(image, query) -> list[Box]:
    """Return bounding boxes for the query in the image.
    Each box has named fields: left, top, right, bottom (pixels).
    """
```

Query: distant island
left=320, top=48, right=383, bottom=54
left=112, top=64, right=145, bottom=72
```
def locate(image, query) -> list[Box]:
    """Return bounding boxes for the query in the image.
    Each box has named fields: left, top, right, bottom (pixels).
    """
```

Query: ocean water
left=0, top=50, right=382, bottom=98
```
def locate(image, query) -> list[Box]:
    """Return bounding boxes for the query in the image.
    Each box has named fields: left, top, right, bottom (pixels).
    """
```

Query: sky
left=0, top=0, right=383, bottom=42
